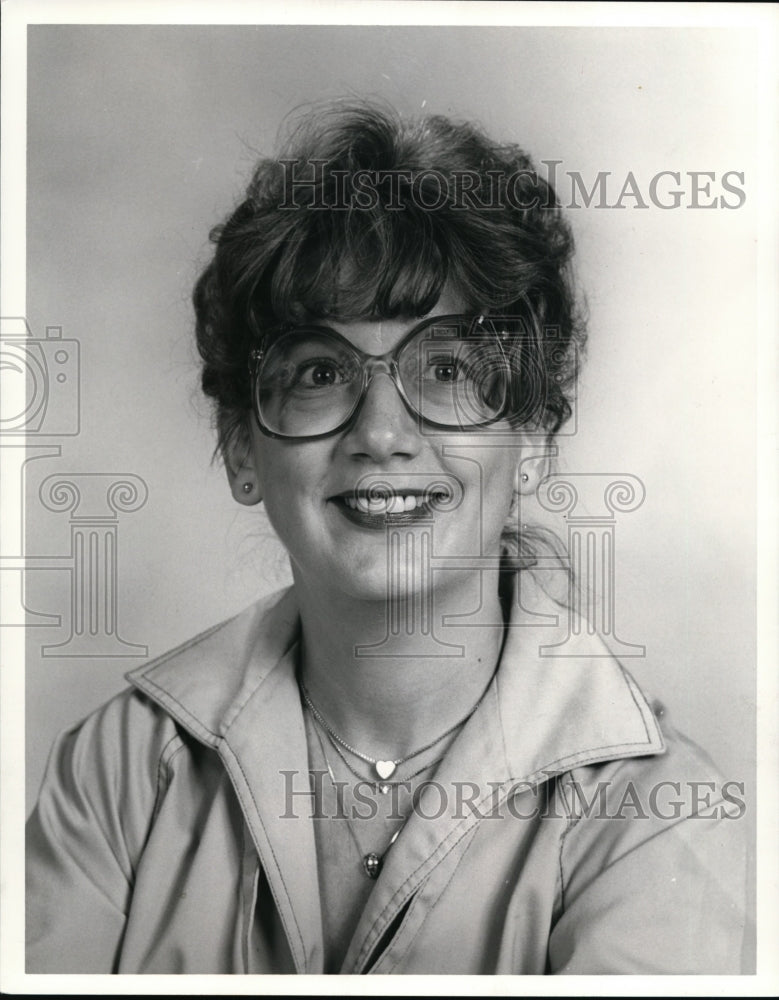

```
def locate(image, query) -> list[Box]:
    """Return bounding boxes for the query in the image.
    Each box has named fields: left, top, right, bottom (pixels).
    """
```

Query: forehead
left=323, top=289, right=469, bottom=355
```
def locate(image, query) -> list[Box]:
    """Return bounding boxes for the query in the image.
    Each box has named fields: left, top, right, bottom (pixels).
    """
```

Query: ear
left=515, top=449, right=550, bottom=496
left=223, top=425, right=262, bottom=506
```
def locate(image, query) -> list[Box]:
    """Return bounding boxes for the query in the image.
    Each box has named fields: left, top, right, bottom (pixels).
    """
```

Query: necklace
left=299, top=676, right=490, bottom=783
left=309, top=720, right=407, bottom=880
left=320, top=720, right=445, bottom=794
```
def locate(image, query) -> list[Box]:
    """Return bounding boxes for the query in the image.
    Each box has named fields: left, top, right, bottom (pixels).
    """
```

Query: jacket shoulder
left=548, top=708, right=749, bottom=973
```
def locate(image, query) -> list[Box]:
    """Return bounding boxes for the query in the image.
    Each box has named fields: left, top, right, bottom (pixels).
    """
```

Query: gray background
left=23, top=26, right=755, bottom=924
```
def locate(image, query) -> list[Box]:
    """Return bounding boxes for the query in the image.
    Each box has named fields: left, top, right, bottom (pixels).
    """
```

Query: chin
left=308, top=552, right=437, bottom=606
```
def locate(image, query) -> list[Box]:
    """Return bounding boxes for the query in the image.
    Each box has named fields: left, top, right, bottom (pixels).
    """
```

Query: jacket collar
left=126, top=580, right=663, bottom=778
left=496, top=574, right=664, bottom=782
left=126, top=579, right=664, bottom=972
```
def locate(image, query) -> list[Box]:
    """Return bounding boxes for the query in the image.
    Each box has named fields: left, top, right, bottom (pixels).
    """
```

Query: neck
left=293, top=566, right=509, bottom=759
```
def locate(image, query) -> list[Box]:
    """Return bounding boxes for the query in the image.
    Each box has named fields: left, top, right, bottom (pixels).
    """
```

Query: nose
left=341, top=371, right=421, bottom=463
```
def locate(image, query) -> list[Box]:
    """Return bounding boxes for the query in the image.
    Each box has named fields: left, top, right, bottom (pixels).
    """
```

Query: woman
left=26, top=102, right=747, bottom=975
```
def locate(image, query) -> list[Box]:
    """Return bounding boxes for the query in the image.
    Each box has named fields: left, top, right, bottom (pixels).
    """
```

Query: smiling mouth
left=331, top=490, right=449, bottom=529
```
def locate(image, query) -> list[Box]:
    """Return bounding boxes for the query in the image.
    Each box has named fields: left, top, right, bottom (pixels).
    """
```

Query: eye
left=294, top=357, right=355, bottom=389
left=423, top=355, right=469, bottom=383
left=304, top=361, right=339, bottom=386
left=431, top=361, right=459, bottom=383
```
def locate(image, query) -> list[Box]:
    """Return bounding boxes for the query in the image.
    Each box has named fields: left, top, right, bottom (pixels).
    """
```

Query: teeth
left=341, top=493, right=430, bottom=514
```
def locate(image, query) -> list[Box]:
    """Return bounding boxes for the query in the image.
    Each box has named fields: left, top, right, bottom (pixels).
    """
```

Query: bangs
left=263, top=204, right=468, bottom=325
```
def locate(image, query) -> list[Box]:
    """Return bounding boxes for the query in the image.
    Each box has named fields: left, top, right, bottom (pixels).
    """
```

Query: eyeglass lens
left=255, top=317, right=515, bottom=438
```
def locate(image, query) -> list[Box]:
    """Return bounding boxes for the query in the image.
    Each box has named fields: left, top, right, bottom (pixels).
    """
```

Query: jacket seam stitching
left=619, top=665, right=654, bottom=742
left=355, top=822, right=476, bottom=970
left=129, top=617, right=235, bottom=677
left=240, top=823, right=261, bottom=975
left=538, top=737, right=661, bottom=774
left=133, top=676, right=219, bottom=744
left=219, top=739, right=306, bottom=973
left=221, top=636, right=300, bottom=735
left=151, top=733, right=185, bottom=824
left=557, top=774, right=582, bottom=914
left=494, top=674, right=511, bottom=774
left=382, top=825, right=476, bottom=974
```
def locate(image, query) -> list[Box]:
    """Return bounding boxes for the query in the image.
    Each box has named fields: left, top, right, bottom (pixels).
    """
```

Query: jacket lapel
left=218, top=641, right=323, bottom=973
left=127, top=589, right=323, bottom=974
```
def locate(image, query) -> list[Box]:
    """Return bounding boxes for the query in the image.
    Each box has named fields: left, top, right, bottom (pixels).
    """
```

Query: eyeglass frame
left=247, top=313, right=521, bottom=441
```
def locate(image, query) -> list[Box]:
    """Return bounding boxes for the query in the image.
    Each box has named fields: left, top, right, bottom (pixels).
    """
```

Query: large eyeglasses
left=248, top=314, right=524, bottom=440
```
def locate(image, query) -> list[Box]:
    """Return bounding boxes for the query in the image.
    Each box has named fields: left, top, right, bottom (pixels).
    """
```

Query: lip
left=330, top=495, right=439, bottom=531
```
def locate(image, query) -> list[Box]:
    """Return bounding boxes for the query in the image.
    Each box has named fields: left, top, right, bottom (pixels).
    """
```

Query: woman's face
left=243, top=292, right=532, bottom=602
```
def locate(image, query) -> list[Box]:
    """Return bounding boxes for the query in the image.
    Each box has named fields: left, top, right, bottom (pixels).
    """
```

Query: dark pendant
left=363, top=852, right=382, bottom=879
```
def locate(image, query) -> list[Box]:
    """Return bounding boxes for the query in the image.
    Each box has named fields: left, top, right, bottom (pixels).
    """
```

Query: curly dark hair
left=193, top=101, right=586, bottom=464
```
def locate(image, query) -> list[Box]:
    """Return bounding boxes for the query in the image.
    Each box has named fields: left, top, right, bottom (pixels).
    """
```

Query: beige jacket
left=26, top=586, right=749, bottom=974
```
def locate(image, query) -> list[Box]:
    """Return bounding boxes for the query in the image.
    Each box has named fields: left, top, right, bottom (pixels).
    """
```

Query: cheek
left=472, top=450, right=521, bottom=530
left=481, top=467, right=516, bottom=524
left=251, top=452, right=314, bottom=559
left=249, top=431, right=292, bottom=496
left=432, top=454, right=515, bottom=552
left=249, top=435, right=329, bottom=518
left=449, top=437, right=519, bottom=500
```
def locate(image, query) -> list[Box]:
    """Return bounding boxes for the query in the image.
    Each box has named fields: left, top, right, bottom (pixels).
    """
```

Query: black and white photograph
left=1, top=0, right=777, bottom=992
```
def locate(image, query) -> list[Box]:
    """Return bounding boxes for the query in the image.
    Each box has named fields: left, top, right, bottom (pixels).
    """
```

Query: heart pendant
left=375, top=760, right=396, bottom=780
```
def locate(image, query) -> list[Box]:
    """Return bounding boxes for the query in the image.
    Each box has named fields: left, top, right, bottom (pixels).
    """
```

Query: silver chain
left=318, top=718, right=446, bottom=790
left=308, top=718, right=406, bottom=878
left=298, top=676, right=491, bottom=770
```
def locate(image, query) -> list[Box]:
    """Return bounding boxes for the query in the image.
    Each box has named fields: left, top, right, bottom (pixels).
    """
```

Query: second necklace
left=298, top=677, right=490, bottom=783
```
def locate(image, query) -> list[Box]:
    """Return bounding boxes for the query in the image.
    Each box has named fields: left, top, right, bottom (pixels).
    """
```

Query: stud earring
left=242, top=482, right=253, bottom=494
left=521, top=473, right=529, bottom=483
